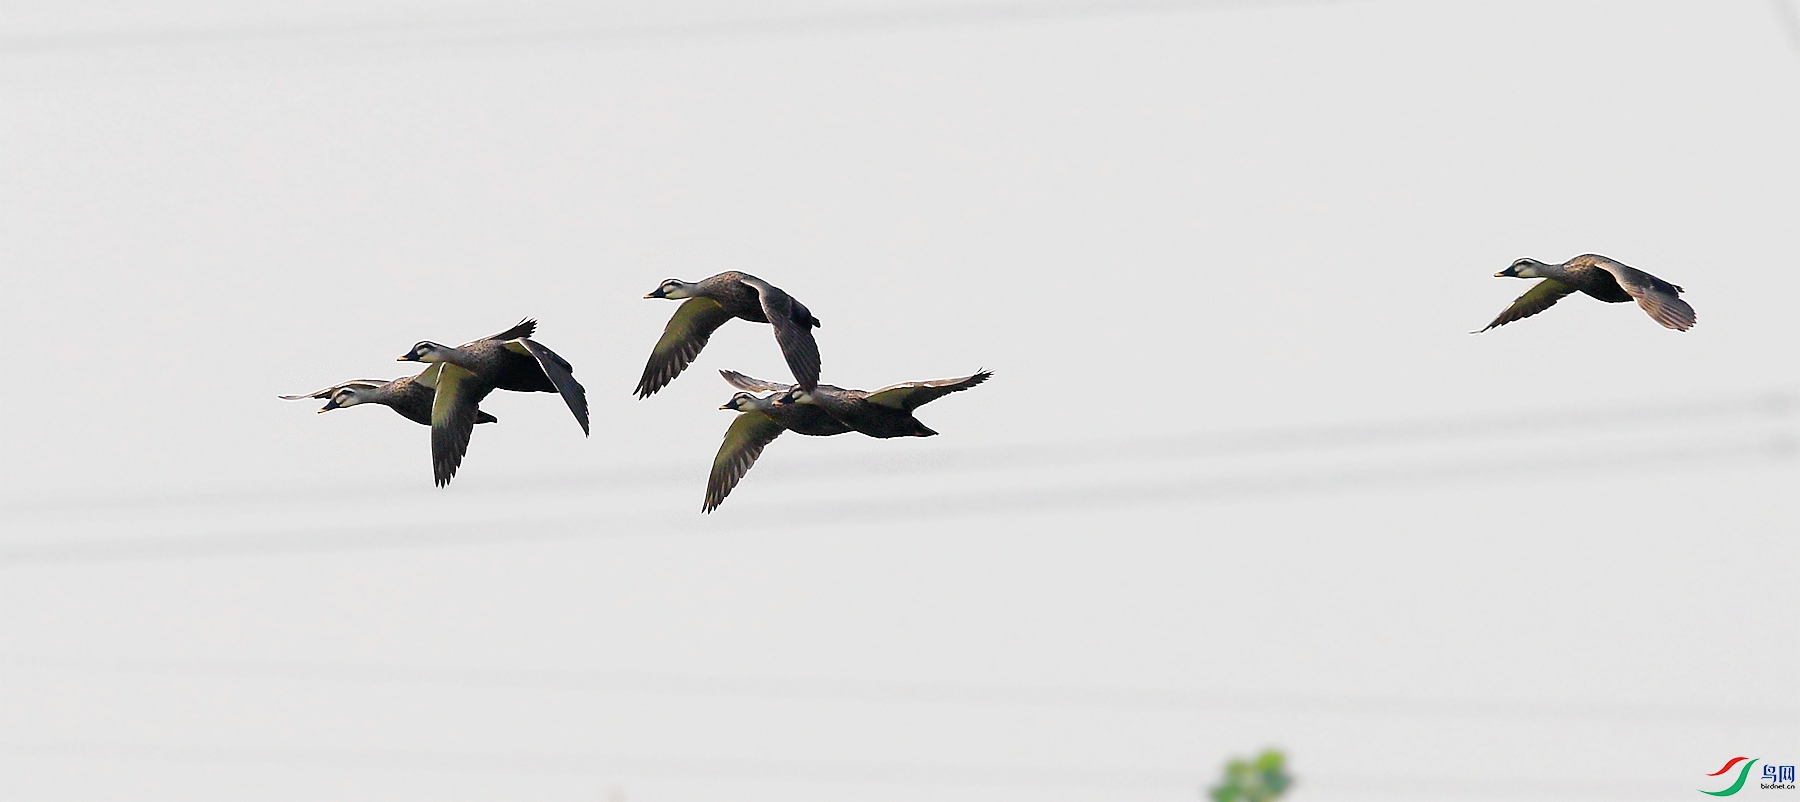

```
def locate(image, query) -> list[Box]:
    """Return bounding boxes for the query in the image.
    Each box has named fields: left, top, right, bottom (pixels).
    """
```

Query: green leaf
left=1207, top=749, right=1292, bottom=802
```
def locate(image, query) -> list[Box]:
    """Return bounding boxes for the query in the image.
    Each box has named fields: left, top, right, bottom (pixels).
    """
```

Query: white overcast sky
left=3, top=1, right=1800, bottom=800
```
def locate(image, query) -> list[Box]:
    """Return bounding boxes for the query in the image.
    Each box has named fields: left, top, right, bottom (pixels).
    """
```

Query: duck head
left=645, top=279, right=696, bottom=300
left=397, top=341, right=447, bottom=362
left=770, top=387, right=814, bottom=407
left=1496, top=258, right=1548, bottom=279
left=720, top=392, right=764, bottom=411
left=319, top=387, right=365, bottom=413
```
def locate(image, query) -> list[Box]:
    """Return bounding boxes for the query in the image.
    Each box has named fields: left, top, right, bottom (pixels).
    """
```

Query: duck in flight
left=725, top=369, right=993, bottom=439
left=397, top=319, right=588, bottom=486
left=281, top=364, right=497, bottom=426
left=705, top=376, right=856, bottom=513
left=1477, top=254, right=1695, bottom=333
left=637, top=272, right=822, bottom=398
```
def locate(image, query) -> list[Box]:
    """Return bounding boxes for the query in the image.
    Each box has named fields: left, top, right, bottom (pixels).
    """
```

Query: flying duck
left=397, top=319, right=588, bottom=486
left=1478, top=254, right=1695, bottom=332
left=281, top=364, right=497, bottom=426
left=705, top=377, right=856, bottom=513
left=725, top=369, right=992, bottom=439
left=637, top=272, right=821, bottom=398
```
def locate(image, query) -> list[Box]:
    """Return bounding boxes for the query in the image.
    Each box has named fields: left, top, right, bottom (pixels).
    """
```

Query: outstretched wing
left=864, top=370, right=993, bottom=411
left=505, top=339, right=590, bottom=435
left=482, top=318, right=537, bottom=343
left=742, top=277, right=822, bottom=393
left=718, top=369, right=794, bottom=395
left=279, top=380, right=387, bottom=400
left=1476, top=279, right=1577, bottom=333
left=430, top=363, right=488, bottom=487
left=1592, top=259, right=1696, bottom=331
left=705, top=411, right=787, bottom=513
left=408, top=364, right=497, bottom=425
left=637, top=298, right=733, bottom=398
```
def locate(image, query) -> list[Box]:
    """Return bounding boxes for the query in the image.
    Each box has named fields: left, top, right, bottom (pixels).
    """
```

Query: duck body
left=1480, top=254, right=1695, bottom=332
left=377, top=373, right=456, bottom=426
left=383, top=371, right=504, bottom=426
left=444, top=337, right=560, bottom=394
left=1527, top=259, right=1636, bottom=304
left=753, top=391, right=856, bottom=437
left=797, top=386, right=940, bottom=438
left=638, top=272, right=822, bottom=397
left=723, top=369, right=992, bottom=440
left=693, top=272, right=779, bottom=323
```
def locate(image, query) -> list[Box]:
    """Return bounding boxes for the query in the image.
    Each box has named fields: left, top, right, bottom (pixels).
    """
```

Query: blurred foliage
left=1208, top=749, right=1291, bottom=802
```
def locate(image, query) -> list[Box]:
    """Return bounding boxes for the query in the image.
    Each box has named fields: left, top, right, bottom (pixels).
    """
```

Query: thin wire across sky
left=3, top=391, right=1792, bottom=564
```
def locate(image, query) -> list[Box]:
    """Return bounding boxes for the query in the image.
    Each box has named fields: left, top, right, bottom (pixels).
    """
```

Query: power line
left=4, top=390, right=1789, bottom=517
left=0, top=741, right=1679, bottom=798
left=2, top=431, right=1790, bottom=565
left=0, top=741, right=1198, bottom=791
left=6, top=655, right=1792, bottom=727
left=0, top=0, right=1354, bottom=57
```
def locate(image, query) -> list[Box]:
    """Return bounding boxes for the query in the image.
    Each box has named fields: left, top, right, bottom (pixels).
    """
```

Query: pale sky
left=3, top=1, right=1799, bottom=800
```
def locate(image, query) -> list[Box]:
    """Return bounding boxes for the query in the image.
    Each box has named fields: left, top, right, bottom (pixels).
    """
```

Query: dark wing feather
left=704, top=411, right=787, bottom=513
left=719, top=369, right=795, bottom=394
left=1476, top=279, right=1577, bottom=333
left=505, top=339, right=589, bottom=435
left=743, top=277, right=822, bottom=393
left=1592, top=260, right=1696, bottom=331
left=864, top=370, right=993, bottom=411
left=430, top=363, right=488, bottom=487
left=637, top=298, right=733, bottom=398
left=482, top=318, right=537, bottom=343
